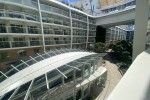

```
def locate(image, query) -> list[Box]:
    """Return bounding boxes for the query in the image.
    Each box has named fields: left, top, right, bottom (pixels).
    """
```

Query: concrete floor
left=95, top=54, right=122, bottom=100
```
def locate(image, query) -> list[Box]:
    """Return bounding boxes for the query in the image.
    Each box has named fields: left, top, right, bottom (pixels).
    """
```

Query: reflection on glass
left=84, top=64, right=90, bottom=78
left=30, top=84, right=47, bottom=99
left=32, top=74, right=46, bottom=88
left=58, top=65, right=70, bottom=73
left=76, top=66, right=82, bottom=83
left=1, top=89, right=15, bottom=100
left=12, top=81, right=31, bottom=100
left=49, top=77, right=62, bottom=89
left=64, top=71, right=73, bottom=83
left=47, top=70, right=59, bottom=80
left=0, top=73, right=7, bottom=82
left=76, top=89, right=81, bottom=100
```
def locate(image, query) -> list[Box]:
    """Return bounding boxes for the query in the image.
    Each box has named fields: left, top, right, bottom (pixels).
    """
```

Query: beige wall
left=99, top=0, right=126, bottom=8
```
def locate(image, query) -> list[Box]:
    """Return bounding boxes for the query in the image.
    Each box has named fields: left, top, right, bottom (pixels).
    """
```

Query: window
left=0, top=24, right=6, bottom=33
left=28, top=26, right=38, bottom=34
left=11, top=24, right=23, bottom=33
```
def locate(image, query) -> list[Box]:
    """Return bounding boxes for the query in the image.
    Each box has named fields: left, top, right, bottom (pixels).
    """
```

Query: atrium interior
left=0, top=0, right=150, bottom=100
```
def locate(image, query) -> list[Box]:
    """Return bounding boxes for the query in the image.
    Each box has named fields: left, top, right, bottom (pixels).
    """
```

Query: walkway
left=95, top=54, right=122, bottom=100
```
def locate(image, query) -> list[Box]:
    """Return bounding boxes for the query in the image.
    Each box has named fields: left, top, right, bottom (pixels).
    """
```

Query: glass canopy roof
left=0, top=48, right=106, bottom=100
left=0, top=48, right=85, bottom=83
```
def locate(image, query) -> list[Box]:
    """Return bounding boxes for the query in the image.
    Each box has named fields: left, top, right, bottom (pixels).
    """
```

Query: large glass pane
left=83, top=84, right=88, bottom=96
left=42, top=53, right=50, bottom=59
left=1, top=89, right=15, bottom=100
left=76, top=89, right=81, bottom=100
left=11, top=61, right=22, bottom=67
left=0, top=73, right=7, bottom=83
left=16, top=63, right=28, bottom=70
left=25, top=59, right=36, bottom=66
left=47, top=70, right=59, bottom=80
left=30, top=84, right=47, bottom=99
left=34, top=56, right=43, bottom=62
left=58, top=65, right=70, bottom=73
left=91, top=60, right=95, bottom=74
left=53, top=50, right=61, bottom=55
left=5, top=68, right=18, bottom=77
left=12, top=81, right=31, bottom=100
left=47, top=51, right=55, bottom=56
left=84, top=64, right=90, bottom=78
left=76, top=66, right=82, bottom=83
left=32, top=74, right=46, bottom=88
left=64, top=71, right=73, bottom=83
left=49, top=77, right=62, bottom=89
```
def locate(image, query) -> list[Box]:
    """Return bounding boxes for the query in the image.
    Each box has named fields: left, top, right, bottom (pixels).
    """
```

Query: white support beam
left=37, top=0, right=45, bottom=52
left=45, top=73, right=49, bottom=90
left=24, top=80, right=34, bottom=100
left=37, top=53, right=45, bottom=59
left=29, top=56, right=38, bottom=63
left=56, top=68, right=67, bottom=79
left=21, top=60, right=29, bottom=66
left=132, top=0, right=149, bottom=60
left=8, top=87, right=20, bottom=100
left=0, top=71, right=8, bottom=78
left=11, top=65, right=19, bottom=72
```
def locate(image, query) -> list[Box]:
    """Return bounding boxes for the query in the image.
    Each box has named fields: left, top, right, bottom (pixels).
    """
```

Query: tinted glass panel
left=32, top=74, right=46, bottom=88
left=1, top=89, right=15, bottom=100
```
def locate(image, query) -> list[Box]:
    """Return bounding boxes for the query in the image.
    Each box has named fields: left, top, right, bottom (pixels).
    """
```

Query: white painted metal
left=56, top=68, right=67, bottom=79
left=0, top=71, right=8, bottom=78
left=11, top=65, right=19, bottom=72
left=0, top=52, right=95, bottom=96
left=45, top=73, right=49, bottom=90
left=24, top=79, right=34, bottom=100
left=108, top=48, right=150, bottom=100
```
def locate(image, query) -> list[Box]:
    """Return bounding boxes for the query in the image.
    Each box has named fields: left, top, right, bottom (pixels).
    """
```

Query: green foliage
left=94, top=42, right=106, bottom=53
left=0, top=52, right=8, bottom=59
left=111, top=40, right=132, bottom=61
left=110, top=40, right=133, bottom=73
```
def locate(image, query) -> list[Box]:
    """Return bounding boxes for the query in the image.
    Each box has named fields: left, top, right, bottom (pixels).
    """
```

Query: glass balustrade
left=11, top=41, right=28, bottom=47
left=30, top=40, right=42, bottom=46
left=40, top=4, right=69, bottom=17
left=44, top=29, right=54, bottom=34
left=0, top=9, right=40, bottom=22
left=0, top=41, right=10, bottom=48
left=2, top=0, right=38, bottom=9
left=45, top=40, right=56, bottom=45
left=0, top=26, right=41, bottom=34
left=28, top=27, right=41, bottom=34
left=54, top=30, right=63, bottom=35
left=2, top=0, right=135, bottom=17
left=64, top=31, right=70, bottom=35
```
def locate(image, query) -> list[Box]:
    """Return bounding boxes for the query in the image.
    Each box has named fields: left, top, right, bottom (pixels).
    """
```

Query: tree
left=94, top=42, right=106, bottom=53
left=111, top=40, right=133, bottom=61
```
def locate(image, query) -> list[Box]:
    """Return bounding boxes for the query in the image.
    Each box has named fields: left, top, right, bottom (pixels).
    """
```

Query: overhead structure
left=0, top=48, right=107, bottom=100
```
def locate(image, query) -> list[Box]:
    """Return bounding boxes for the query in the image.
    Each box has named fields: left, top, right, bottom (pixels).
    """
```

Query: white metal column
left=37, top=0, right=46, bottom=52
left=86, top=16, right=89, bottom=48
left=132, top=0, right=149, bottom=60
left=69, top=6, right=73, bottom=48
